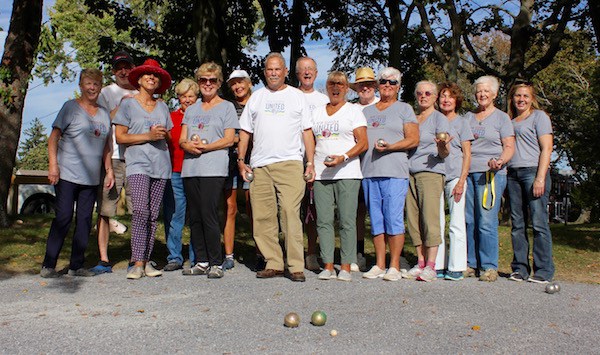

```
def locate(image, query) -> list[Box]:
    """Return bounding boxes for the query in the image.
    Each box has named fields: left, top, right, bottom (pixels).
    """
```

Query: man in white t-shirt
left=295, top=56, right=328, bottom=272
left=90, top=51, right=138, bottom=275
left=237, top=52, right=316, bottom=282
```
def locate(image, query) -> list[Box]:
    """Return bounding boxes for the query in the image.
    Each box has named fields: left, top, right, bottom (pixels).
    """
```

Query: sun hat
left=227, top=69, right=251, bottom=83
left=350, top=67, right=377, bottom=91
left=112, top=50, right=134, bottom=67
left=128, top=58, right=172, bottom=94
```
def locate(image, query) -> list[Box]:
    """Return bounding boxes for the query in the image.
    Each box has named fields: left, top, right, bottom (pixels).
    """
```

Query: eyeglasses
left=199, top=77, right=219, bottom=85
left=416, top=91, right=434, bottom=97
left=379, top=79, right=398, bottom=86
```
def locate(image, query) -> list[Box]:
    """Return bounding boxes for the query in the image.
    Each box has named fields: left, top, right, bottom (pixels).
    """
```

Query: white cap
left=227, top=69, right=251, bottom=83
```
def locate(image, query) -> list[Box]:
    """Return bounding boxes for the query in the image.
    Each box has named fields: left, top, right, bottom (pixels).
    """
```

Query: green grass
left=1, top=211, right=599, bottom=284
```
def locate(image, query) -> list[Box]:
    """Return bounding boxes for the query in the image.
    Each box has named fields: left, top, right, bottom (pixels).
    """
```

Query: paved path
left=1, top=264, right=598, bottom=354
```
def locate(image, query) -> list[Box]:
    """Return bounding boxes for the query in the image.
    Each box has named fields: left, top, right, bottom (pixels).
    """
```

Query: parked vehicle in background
left=7, top=170, right=56, bottom=215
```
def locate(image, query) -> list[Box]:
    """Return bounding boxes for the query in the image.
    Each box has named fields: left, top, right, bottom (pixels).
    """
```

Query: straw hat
left=350, top=67, right=376, bottom=91
left=128, top=58, right=172, bottom=94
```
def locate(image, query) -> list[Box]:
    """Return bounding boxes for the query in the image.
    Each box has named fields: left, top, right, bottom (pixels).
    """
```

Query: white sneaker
left=402, top=265, right=423, bottom=279
left=383, top=267, right=401, bottom=281
left=305, top=254, right=320, bottom=271
left=357, top=253, right=367, bottom=271
left=362, top=265, right=385, bottom=279
left=350, top=263, right=360, bottom=272
left=417, top=266, right=436, bottom=282
left=318, top=269, right=337, bottom=280
left=144, top=262, right=163, bottom=277
left=337, top=270, right=352, bottom=282
left=109, top=219, right=127, bottom=234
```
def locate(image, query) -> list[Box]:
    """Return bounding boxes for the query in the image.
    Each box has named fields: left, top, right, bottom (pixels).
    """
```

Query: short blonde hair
left=326, top=71, right=349, bottom=86
left=175, top=78, right=200, bottom=96
left=195, top=62, right=223, bottom=83
left=79, top=68, right=103, bottom=84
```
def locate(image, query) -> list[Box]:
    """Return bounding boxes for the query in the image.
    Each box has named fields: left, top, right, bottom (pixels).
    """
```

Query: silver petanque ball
left=245, top=171, right=254, bottom=182
left=190, top=134, right=200, bottom=142
left=545, top=283, right=560, bottom=294
left=201, top=139, right=209, bottom=145
left=304, top=172, right=313, bottom=181
left=376, top=138, right=386, bottom=147
left=324, top=156, right=335, bottom=163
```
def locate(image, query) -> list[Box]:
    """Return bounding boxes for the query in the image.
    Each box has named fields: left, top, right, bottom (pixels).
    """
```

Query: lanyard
left=482, top=170, right=496, bottom=210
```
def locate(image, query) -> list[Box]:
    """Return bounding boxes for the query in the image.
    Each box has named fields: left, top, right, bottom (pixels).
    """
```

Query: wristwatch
left=343, top=154, right=349, bottom=162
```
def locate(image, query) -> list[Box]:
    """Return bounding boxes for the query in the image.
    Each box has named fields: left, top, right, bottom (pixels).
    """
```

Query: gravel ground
left=1, top=263, right=598, bottom=354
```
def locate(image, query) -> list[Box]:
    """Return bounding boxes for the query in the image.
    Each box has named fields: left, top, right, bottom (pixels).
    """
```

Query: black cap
left=112, top=50, right=134, bottom=67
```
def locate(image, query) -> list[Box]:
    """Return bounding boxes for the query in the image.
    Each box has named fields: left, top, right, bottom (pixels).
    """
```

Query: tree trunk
left=257, top=0, right=287, bottom=53
left=193, top=0, right=228, bottom=67
left=289, top=0, right=307, bottom=87
left=0, top=0, right=44, bottom=227
left=588, top=0, right=600, bottom=53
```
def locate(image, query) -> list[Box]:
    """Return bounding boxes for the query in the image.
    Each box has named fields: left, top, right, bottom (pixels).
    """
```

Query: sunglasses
left=416, top=91, right=434, bottom=97
left=199, top=77, right=219, bottom=85
left=514, top=79, right=533, bottom=86
left=327, top=81, right=346, bottom=87
left=379, top=79, right=399, bottom=86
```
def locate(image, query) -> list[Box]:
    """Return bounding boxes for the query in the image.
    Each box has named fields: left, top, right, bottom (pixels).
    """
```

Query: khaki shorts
left=97, top=159, right=132, bottom=216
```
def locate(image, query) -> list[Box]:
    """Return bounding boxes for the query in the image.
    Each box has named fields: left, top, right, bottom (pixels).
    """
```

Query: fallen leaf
left=471, top=325, right=481, bottom=331
left=137, top=309, right=145, bottom=313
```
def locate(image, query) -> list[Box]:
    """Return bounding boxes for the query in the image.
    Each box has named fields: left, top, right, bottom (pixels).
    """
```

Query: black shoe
left=528, top=275, right=550, bottom=284
left=508, top=272, right=526, bottom=282
left=255, top=255, right=266, bottom=272
left=163, top=261, right=183, bottom=271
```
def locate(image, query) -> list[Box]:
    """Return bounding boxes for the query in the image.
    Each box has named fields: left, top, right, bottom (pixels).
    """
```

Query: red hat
left=128, top=58, right=172, bottom=94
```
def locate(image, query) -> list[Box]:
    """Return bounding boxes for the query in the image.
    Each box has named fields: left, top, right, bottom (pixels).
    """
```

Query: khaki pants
left=250, top=161, right=305, bottom=273
left=406, top=172, right=444, bottom=247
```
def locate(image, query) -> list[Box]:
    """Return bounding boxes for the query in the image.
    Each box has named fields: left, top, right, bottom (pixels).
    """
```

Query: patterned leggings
left=128, top=174, right=167, bottom=262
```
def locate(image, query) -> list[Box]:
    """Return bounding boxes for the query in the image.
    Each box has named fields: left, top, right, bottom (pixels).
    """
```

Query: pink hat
left=128, top=59, right=172, bottom=94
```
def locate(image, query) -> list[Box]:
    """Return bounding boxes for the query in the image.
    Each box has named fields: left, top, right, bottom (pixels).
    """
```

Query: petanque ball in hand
left=311, top=311, right=327, bottom=326
left=304, top=172, right=313, bottom=181
left=201, top=139, right=209, bottom=145
left=245, top=172, right=254, bottom=182
left=376, top=138, right=386, bottom=147
left=324, top=156, right=335, bottom=163
left=284, top=312, right=300, bottom=328
left=190, top=134, right=200, bottom=142
left=436, top=132, right=448, bottom=141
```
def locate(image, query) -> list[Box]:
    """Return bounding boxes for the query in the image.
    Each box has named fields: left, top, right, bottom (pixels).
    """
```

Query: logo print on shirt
left=313, top=120, right=340, bottom=140
left=472, top=126, right=485, bottom=140
left=89, top=120, right=109, bottom=138
left=264, top=102, right=285, bottom=115
left=190, top=115, right=210, bottom=132
left=367, top=115, right=386, bottom=128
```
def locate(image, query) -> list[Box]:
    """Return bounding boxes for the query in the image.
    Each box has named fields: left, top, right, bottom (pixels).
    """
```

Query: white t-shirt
left=355, top=96, right=380, bottom=108
left=303, top=90, right=329, bottom=115
left=312, top=102, right=367, bottom=180
left=239, top=86, right=312, bottom=168
left=98, top=83, right=138, bottom=159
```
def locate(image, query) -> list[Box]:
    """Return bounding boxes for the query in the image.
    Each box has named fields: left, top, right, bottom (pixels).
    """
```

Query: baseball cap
left=112, top=50, right=134, bottom=67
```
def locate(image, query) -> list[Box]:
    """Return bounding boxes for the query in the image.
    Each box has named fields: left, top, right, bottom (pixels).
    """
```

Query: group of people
left=39, top=50, right=555, bottom=284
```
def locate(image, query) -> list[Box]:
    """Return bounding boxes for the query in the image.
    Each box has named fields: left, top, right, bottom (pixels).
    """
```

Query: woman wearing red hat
left=113, top=58, right=173, bottom=279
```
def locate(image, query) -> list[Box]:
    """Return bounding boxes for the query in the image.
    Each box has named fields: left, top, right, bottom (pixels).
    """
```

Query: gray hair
left=474, top=75, right=500, bottom=95
left=414, top=80, right=438, bottom=97
left=378, top=67, right=402, bottom=84
left=295, top=56, right=317, bottom=73
left=264, top=52, right=286, bottom=68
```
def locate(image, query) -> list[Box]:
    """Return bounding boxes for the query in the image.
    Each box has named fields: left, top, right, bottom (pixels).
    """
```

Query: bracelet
left=306, top=162, right=313, bottom=166
left=237, top=158, right=245, bottom=162
left=535, top=178, right=544, bottom=183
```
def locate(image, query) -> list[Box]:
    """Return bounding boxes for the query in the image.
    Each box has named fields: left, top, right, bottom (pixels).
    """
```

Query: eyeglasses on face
left=199, top=77, right=219, bottom=85
left=416, top=91, right=434, bottom=97
left=379, top=79, right=398, bottom=86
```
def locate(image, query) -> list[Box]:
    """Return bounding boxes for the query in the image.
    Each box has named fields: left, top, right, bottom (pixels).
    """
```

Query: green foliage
left=16, top=118, right=49, bottom=170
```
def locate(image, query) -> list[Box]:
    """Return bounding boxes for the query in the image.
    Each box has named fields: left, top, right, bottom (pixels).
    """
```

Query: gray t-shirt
left=466, top=109, right=514, bottom=175
left=408, top=110, right=450, bottom=175
left=508, top=110, right=553, bottom=169
left=181, top=100, right=240, bottom=177
left=113, top=98, right=173, bottom=179
left=361, top=101, right=418, bottom=179
left=52, top=100, right=111, bottom=186
left=445, top=115, right=474, bottom=181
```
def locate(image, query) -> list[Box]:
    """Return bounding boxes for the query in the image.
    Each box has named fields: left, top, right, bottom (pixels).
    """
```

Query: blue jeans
left=465, top=172, right=507, bottom=270
left=508, top=167, right=554, bottom=280
left=163, top=173, right=194, bottom=264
